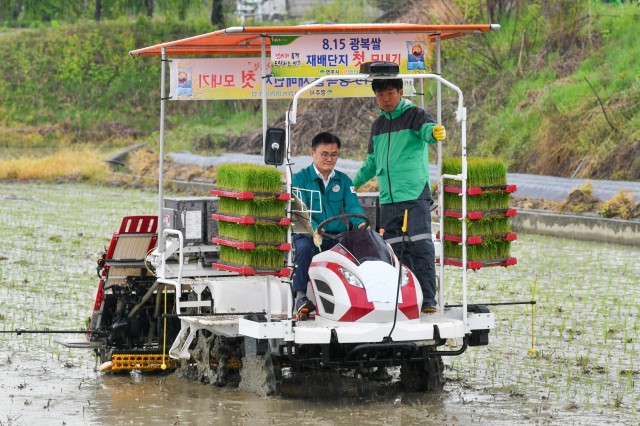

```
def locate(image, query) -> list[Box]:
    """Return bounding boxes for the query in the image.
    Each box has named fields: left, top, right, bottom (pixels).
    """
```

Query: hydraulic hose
left=386, top=209, right=409, bottom=342
left=128, top=281, right=159, bottom=318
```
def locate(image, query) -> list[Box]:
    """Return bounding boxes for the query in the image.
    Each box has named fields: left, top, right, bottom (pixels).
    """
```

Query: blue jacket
left=292, top=164, right=366, bottom=236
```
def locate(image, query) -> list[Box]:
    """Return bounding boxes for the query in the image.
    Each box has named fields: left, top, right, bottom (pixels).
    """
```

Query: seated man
left=292, top=131, right=366, bottom=314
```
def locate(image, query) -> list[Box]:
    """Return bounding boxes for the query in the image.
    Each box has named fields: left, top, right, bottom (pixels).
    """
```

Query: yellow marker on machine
left=402, top=209, right=408, bottom=233
left=161, top=285, right=168, bottom=370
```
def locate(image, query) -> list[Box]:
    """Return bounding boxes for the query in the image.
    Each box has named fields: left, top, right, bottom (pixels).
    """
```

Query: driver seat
left=339, top=228, right=393, bottom=266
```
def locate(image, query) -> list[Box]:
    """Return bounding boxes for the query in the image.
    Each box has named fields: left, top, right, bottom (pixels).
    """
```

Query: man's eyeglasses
left=313, top=150, right=339, bottom=160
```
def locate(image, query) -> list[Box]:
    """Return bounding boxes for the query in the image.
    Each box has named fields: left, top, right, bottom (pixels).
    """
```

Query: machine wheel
left=400, top=356, right=445, bottom=391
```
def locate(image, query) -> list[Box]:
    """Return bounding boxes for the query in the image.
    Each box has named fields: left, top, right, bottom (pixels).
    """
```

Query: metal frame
left=288, top=72, right=468, bottom=331
left=154, top=31, right=469, bottom=331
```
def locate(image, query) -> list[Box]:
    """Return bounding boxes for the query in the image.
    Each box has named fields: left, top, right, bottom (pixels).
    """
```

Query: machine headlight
left=401, top=266, right=410, bottom=287
left=337, top=267, right=364, bottom=289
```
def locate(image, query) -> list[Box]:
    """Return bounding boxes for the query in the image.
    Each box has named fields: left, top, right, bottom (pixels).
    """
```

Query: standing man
left=292, top=132, right=367, bottom=314
left=352, top=79, right=446, bottom=313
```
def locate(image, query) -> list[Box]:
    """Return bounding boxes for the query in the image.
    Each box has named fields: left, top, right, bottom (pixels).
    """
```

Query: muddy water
left=1, top=181, right=638, bottom=425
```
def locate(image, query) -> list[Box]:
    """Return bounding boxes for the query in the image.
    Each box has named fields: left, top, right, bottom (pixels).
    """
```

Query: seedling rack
left=439, top=155, right=518, bottom=285
left=440, top=185, right=517, bottom=195
left=211, top=237, right=291, bottom=251
left=442, top=208, right=517, bottom=219
left=209, top=262, right=291, bottom=277
left=211, top=213, right=291, bottom=226
left=436, top=232, right=517, bottom=245
left=211, top=189, right=290, bottom=201
left=437, top=257, right=518, bottom=270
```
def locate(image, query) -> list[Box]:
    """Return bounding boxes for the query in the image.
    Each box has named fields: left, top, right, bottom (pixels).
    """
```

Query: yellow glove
left=432, top=125, right=446, bottom=141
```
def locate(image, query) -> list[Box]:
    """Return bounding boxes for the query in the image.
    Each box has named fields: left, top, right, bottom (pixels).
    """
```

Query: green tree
left=211, top=0, right=223, bottom=26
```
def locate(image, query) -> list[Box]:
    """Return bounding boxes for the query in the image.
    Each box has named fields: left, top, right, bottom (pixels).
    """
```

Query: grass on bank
left=0, top=147, right=107, bottom=180
left=219, top=245, right=284, bottom=268
left=434, top=2, right=640, bottom=180
left=218, top=221, right=287, bottom=244
left=216, top=163, right=283, bottom=193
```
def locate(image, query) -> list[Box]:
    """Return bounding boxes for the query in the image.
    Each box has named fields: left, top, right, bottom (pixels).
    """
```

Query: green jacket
left=352, top=99, right=437, bottom=204
left=292, top=164, right=365, bottom=236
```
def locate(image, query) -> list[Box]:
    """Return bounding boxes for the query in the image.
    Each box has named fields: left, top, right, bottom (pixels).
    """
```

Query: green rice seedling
left=443, top=216, right=511, bottom=237
left=442, top=157, right=507, bottom=188
left=218, top=221, right=287, bottom=243
left=443, top=191, right=511, bottom=211
left=444, top=240, right=511, bottom=261
left=219, top=245, right=285, bottom=268
left=218, top=196, right=287, bottom=218
left=216, top=163, right=283, bottom=193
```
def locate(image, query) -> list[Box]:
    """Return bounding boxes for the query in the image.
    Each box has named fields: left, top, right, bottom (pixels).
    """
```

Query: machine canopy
left=129, top=24, right=499, bottom=57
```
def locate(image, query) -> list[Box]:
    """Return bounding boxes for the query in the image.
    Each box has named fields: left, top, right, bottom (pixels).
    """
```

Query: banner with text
left=169, top=58, right=415, bottom=100
left=270, top=34, right=432, bottom=78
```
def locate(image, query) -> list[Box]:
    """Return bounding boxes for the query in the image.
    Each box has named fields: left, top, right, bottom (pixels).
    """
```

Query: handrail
left=290, top=73, right=464, bottom=125
left=163, top=229, right=184, bottom=283
left=160, top=229, right=184, bottom=313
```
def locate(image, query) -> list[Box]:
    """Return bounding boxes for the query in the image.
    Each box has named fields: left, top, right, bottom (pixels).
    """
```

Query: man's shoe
left=296, top=295, right=316, bottom=314
left=421, top=302, right=437, bottom=313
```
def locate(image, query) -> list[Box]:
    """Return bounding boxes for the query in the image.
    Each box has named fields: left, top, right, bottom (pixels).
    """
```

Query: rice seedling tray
left=439, top=184, right=517, bottom=195
left=436, top=233, right=517, bottom=245
left=440, top=208, right=517, bottom=220
left=210, top=262, right=291, bottom=277
left=211, top=237, right=291, bottom=251
left=211, top=189, right=290, bottom=201
left=436, top=257, right=518, bottom=270
left=211, top=213, right=291, bottom=226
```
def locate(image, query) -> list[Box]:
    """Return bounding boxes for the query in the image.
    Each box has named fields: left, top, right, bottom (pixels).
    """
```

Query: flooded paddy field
left=0, top=180, right=639, bottom=425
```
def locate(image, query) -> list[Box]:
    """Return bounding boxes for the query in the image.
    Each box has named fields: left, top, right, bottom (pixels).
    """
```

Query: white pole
left=285, top=111, right=293, bottom=319
left=261, top=37, right=268, bottom=157
left=266, top=275, right=272, bottom=322
left=436, top=35, right=444, bottom=313
left=158, top=47, right=167, bottom=253
left=461, top=107, right=468, bottom=333
left=436, top=35, right=442, bottom=176
left=419, top=77, right=424, bottom=109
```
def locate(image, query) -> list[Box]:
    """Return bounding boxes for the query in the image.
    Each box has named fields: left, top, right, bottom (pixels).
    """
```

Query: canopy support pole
left=158, top=47, right=167, bottom=253
left=261, top=37, right=268, bottom=156
left=436, top=34, right=444, bottom=314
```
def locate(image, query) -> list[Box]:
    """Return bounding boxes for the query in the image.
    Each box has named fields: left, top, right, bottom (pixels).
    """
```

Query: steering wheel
left=316, top=213, right=371, bottom=241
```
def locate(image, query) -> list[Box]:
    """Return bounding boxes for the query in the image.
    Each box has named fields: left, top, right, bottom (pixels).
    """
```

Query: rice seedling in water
left=218, top=196, right=287, bottom=217
left=444, top=239, right=511, bottom=261
left=442, top=157, right=507, bottom=187
left=443, top=216, right=511, bottom=237
left=218, top=221, right=287, bottom=243
left=443, top=191, right=511, bottom=211
left=219, top=245, right=285, bottom=268
left=216, top=163, right=283, bottom=193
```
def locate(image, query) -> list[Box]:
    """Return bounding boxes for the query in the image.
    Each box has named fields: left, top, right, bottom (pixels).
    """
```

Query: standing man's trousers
left=380, top=188, right=436, bottom=306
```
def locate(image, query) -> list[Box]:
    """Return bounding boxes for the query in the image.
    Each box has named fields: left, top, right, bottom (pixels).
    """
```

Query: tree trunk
left=12, top=0, right=23, bottom=20
left=144, top=0, right=153, bottom=17
left=1, top=0, right=5, bottom=22
left=211, top=0, right=224, bottom=27
left=94, top=0, right=102, bottom=21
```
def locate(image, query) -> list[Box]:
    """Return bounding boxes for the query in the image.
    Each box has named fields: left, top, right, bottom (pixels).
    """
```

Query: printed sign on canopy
left=270, top=34, right=432, bottom=78
left=169, top=59, right=415, bottom=100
